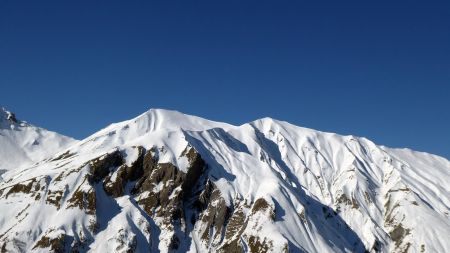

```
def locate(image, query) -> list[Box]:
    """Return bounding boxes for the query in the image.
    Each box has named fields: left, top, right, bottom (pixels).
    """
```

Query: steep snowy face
left=0, top=107, right=77, bottom=174
left=0, top=109, right=449, bottom=253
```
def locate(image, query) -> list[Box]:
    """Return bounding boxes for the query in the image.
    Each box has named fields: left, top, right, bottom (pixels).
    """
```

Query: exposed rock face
left=103, top=147, right=145, bottom=197
left=0, top=143, right=439, bottom=253
left=67, top=181, right=97, bottom=215
left=1, top=144, right=290, bottom=252
left=89, top=150, right=125, bottom=183
left=133, top=149, right=195, bottom=250
left=33, top=233, right=67, bottom=253
left=197, top=186, right=231, bottom=246
left=190, top=179, right=287, bottom=252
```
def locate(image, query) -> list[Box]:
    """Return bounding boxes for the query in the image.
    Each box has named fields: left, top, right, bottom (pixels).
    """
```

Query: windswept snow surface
left=0, top=107, right=76, bottom=175
left=0, top=108, right=448, bottom=253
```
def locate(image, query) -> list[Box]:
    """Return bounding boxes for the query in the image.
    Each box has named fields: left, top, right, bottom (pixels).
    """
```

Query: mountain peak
left=0, top=107, right=76, bottom=172
left=0, top=107, right=22, bottom=129
left=119, top=108, right=235, bottom=132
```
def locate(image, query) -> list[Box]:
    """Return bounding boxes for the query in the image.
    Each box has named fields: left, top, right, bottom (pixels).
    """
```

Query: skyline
left=1, top=1, right=449, bottom=159
left=3, top=105, right=450, bottom=160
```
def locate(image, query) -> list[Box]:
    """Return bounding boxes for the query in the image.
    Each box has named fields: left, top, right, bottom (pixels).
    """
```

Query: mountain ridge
left=0, top=108, right=448, bottom=253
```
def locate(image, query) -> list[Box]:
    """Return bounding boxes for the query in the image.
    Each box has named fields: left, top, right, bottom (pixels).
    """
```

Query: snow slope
left=0, top=107, right=76, bottom=175
left=0, top=109, right=448, bottom=253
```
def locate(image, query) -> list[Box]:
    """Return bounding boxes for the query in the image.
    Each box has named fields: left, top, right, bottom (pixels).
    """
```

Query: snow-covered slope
left=0, top=107, right=76, bottom=175
left=0, top=109, right=448, bottom=253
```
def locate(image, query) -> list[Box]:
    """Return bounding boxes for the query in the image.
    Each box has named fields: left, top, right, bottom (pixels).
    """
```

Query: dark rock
left=88, top=150, right=124, bottom=183
left=389, top=224, right=410, bottom=247
left=5, top=178, right=37, bottom=198
left=46, top=190, right=64, bottom=209
left=67, top=179, right=96, bottom=215
left=252, top=198, right=275, bottom=220
left=33, top=234, right=67, bottom=253
left=248, top=235, right=273, bottom=253
left=103, top=146, right=145, bottom=198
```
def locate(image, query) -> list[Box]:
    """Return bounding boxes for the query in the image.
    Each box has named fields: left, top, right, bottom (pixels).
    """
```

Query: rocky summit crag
left=0, top=108, right=449, bottom=253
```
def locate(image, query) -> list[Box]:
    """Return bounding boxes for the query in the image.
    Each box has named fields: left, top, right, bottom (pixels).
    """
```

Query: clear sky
left=0, top=1, right=449, bottom=158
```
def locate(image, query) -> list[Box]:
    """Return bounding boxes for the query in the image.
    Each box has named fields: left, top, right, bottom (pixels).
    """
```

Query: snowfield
left=0, top=108, right=448, bottom=253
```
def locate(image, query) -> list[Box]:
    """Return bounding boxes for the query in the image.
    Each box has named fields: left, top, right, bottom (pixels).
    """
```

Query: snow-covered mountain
left=0, top=108, right=448, bottom=253
left=0, top=107, right=76, bottom=177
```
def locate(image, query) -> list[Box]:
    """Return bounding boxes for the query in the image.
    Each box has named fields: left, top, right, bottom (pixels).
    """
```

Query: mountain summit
left=0, top=108, right=448, bottom=253
left=0, top=107, right=21, bottom=128
left=0, top=107, right=76, bottom=174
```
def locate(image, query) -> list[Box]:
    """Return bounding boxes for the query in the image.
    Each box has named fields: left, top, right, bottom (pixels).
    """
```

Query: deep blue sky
left=0, top=1, right=449, bottom=158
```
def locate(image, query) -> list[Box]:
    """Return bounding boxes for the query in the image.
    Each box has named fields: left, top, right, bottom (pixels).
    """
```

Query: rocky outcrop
left=188, top=176, right=287, bottom=253
left=132, top=146, right=206, bottom=250
left=88, top=150, right=125, bottom=183
left=32, top=230, right=67, bottom=253
left=66, top=181, right=96, bottom=216
left=197, top=187, right=231, bottom=246
left=103, top=146, right=145, bottom=197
